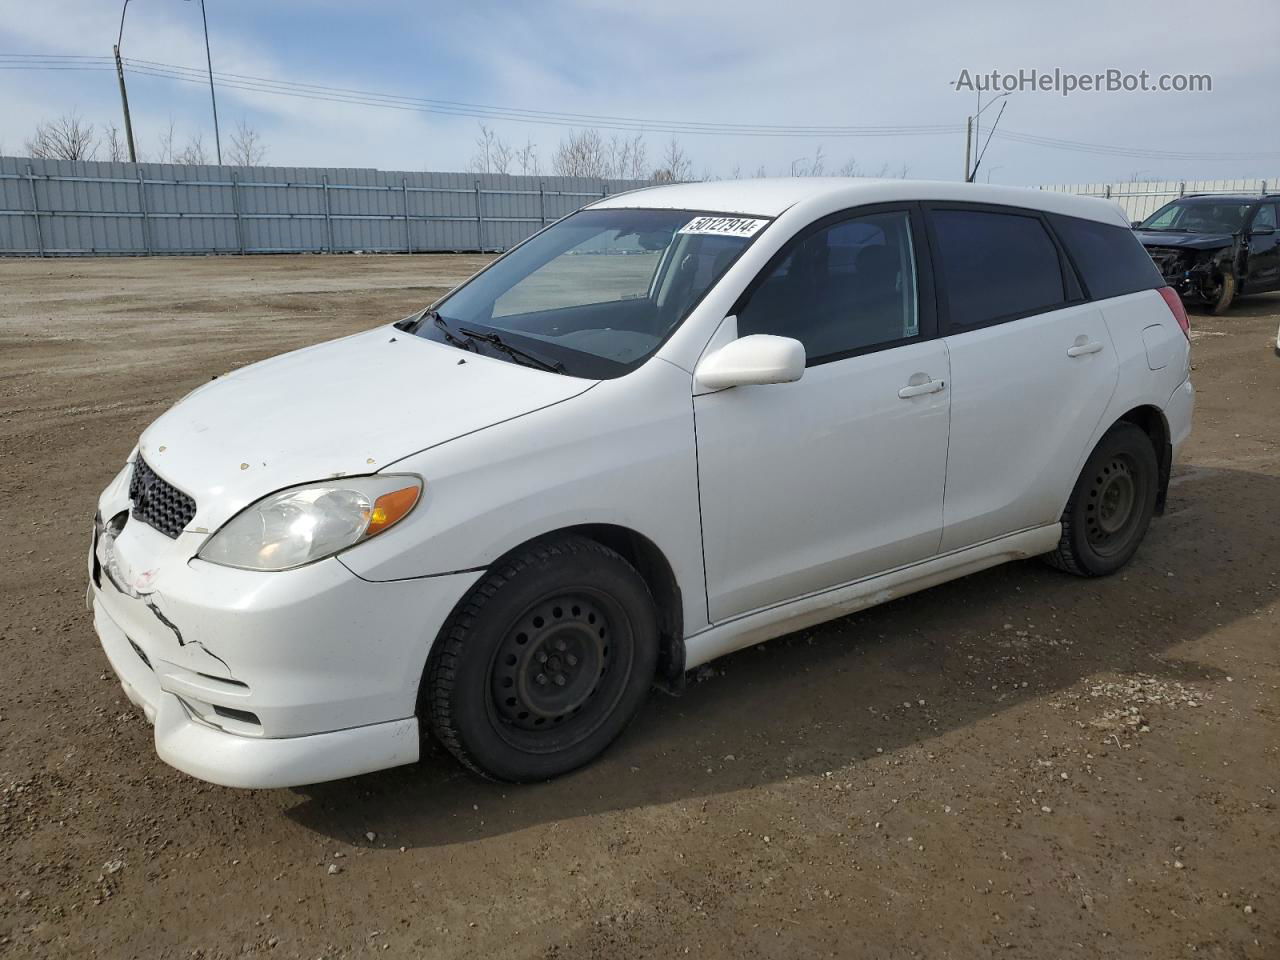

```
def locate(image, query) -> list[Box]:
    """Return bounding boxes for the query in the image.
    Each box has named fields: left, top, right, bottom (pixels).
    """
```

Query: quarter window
left=930, top=209, right=1066, bottom=329
left=738, top=211, right=919, bottom=363
left=1049, top=213, right=1165, bottom=300
left=1252, top=204, right=1277, bottom=231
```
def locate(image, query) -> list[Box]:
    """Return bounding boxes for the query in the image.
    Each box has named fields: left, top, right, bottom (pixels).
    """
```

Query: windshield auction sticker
left=677, top=216, right=770, bottom=238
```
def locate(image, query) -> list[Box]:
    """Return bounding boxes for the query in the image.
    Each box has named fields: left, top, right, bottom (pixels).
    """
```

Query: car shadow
left=283, top=464, right=1277, bottom=849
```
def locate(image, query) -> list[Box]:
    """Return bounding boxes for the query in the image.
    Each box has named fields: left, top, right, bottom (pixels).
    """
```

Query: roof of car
left=592, top=177, right=1130, bottom=227
left=1175, top=194, right=1267, bottom=203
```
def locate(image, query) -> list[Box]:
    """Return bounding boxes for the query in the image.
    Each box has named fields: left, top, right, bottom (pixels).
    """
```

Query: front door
left=694, top=208, right=950, bottom=623
left=1245, top=203, right=1280, bottom=291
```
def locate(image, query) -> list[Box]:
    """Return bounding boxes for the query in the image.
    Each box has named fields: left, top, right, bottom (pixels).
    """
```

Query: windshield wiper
left=458, top=327, right=567, bottom=374
left=429, top=311, right=479, bottom=352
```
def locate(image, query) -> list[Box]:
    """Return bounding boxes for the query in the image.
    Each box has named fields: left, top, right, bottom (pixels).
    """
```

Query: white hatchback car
left=90, top=179, right=1194, bottom=788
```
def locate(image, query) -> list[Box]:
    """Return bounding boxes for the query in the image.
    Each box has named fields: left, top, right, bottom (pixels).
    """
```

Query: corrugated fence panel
left=1041, top=177, right=1279, bottom=221
left=0, top=155, right=650, bottom=257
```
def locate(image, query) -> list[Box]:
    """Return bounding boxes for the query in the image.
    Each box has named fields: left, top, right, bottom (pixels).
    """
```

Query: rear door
left=925, top=204, right=1119, bottom=553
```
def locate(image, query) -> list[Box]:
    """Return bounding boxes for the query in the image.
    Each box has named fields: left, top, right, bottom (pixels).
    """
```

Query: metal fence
left=0, top=155, right=650, bottom=257
left=1039, top=177, right=1279, bottom=222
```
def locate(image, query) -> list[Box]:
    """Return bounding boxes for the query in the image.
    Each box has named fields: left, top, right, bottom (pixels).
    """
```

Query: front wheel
left=1207, top=270, right=1236, bottom=315
left=1043, top=422, right=1159, bottom=577
left=424, top=535, right=659, bottom=782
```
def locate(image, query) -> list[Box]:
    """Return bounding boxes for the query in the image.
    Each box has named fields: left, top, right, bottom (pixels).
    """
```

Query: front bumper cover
left=88, top=471, right=483, bottom=787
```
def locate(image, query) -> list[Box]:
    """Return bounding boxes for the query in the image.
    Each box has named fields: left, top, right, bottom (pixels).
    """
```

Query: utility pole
left=193, top=0, right=222, bottom=164
left=964, top=92, right=1011, bottom=182
left=114, top=0, right=137, bottom=162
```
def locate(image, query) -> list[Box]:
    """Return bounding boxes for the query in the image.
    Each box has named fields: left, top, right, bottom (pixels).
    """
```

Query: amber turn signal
left=366, top=484, right=421, bottom=537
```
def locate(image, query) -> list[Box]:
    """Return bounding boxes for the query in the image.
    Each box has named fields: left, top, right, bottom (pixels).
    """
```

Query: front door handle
left=1067, top=340, right=1104, bottom=357
left=898, top=378, right=946, bottom=399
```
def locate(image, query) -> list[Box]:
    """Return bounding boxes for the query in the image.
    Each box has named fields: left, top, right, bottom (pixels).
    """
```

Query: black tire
left=1208, top=271, right=1236, bottom=315
left=1044, top=422, right=1159, bottom=577
left=424, top=535, right=659, bottom=782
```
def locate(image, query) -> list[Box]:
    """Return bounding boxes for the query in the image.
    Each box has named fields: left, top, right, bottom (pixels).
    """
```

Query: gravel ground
left=1, top=254, right=1277, bottom=959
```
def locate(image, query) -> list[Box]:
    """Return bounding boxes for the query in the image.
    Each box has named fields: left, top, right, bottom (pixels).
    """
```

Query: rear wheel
left=1044, top=422, right=1159, bottom=577
left=424, top=535, right=658, bottom=782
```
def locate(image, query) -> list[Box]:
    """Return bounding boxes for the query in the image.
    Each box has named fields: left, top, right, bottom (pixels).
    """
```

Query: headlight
left=198, top=475, right=422, bottom=571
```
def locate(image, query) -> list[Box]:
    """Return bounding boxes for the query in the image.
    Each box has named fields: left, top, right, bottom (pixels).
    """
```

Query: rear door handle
left=1067, top=341, right=1104, bottom=357
left=898, top=378, right=946, bottom=399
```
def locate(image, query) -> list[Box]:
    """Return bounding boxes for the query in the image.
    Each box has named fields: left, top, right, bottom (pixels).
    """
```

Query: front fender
left=338, top=359, right=709, bottom=636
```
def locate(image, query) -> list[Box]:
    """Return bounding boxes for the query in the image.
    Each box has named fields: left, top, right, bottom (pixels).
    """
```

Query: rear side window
left=929, top=209, right=1066, bottom=329
left=1049, top=214, right=1165, bottom=300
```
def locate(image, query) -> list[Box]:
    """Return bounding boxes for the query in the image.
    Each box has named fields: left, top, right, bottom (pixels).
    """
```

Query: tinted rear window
left=930, top=209, right=1066, bottom=329
left=1050, top=214, right=1165, bottom=300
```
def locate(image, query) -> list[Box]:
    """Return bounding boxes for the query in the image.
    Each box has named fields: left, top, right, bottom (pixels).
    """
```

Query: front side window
left=420, top=209, right=766, bottom=378
left=930, top=209, right=1066, bottom=329
left=737, top=211, right=919, bottom=363
left=1251, top=204, right=1277, bottom=231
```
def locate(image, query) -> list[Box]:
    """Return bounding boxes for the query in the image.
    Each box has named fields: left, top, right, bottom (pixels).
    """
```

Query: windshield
left=415, top=208, right=768, bottom=378
left=1138, top=199, right=1251, bottom=234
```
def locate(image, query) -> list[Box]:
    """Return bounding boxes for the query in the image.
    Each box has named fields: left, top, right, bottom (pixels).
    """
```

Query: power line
left=4, top=53, right=1279, bottom=161
left=993, top=128, right=1280, bottom=162
left=1, top=53, right=962, bottom=138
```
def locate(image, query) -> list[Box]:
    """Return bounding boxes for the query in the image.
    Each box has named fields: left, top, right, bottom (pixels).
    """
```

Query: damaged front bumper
left=88, top=465, right=483, bottom=789
left=1145, top=244, right=1235, bottom=302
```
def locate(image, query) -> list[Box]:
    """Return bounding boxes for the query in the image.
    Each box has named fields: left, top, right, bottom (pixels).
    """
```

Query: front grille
left=128, top=457, right=196, bottom=539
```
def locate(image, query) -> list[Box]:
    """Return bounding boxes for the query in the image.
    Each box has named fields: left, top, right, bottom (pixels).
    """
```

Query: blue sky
left=2, top=0, right=1278, bottom=184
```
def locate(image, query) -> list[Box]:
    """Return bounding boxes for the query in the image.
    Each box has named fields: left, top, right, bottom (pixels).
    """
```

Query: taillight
left=1158, top=286, right=1190, bottom=340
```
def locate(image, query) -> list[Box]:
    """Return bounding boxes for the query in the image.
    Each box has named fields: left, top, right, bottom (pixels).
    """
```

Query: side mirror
left=1131, top=220, right=1144, bottom=229
left=695, top=334, right=806, bottom=390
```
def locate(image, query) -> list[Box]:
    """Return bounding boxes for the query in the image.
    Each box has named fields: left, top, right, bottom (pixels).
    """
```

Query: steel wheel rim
left=486, top=587, right=633, bottom=753
left=1085, top=454, right=1142, bottom=556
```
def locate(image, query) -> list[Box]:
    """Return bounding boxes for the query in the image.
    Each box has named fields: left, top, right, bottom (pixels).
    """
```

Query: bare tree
left=468, top=123, right=497, bottom=174
left=516, top=137, right=540, bottom=176
left=604, top=132, right=648, bottom=180
left=838, top=157, right=860, bottom=177
left=228, top=119, right=267, bottom=166
left=104, top=123, right=128, bottom=162
left=651, top=136, right=692, bottom=183
left=752, top=164, right=768, bottom=178
left=25, top=111, right=99, bottom=161
left=628, top=136, right=648, bottom=180
left=467, top=123, right=515, bottom=174
left=809, top=145, right=825, bottom=177
left=790, top=145, right=827, bottom=177
left=492, top=137, right=514, bottom=175
left=155, top=117, right=177, bottom=163
left=175, top=134, right=209, bottom=165
left=552, top=128, right=609, bottom=179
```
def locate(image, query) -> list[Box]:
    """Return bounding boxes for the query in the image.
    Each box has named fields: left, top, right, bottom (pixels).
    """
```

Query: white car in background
left=89, top=178, right=1194, bottom=788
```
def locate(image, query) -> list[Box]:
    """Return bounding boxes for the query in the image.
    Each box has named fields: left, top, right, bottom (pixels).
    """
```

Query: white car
left=90, top=178, right=1194, bottom=788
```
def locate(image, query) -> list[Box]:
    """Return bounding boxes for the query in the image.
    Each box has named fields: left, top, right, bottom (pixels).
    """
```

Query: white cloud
left=1, top=0, right=1277, bottom=182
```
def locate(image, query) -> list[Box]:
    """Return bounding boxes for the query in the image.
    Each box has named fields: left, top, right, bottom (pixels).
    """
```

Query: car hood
left=137, top=327, right=596, bottom=531
left=1136, top=230, right=1236, bottom=251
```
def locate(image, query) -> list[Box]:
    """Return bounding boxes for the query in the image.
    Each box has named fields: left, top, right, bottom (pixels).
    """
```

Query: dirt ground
left=1, top=254, right=1276, bottom=960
